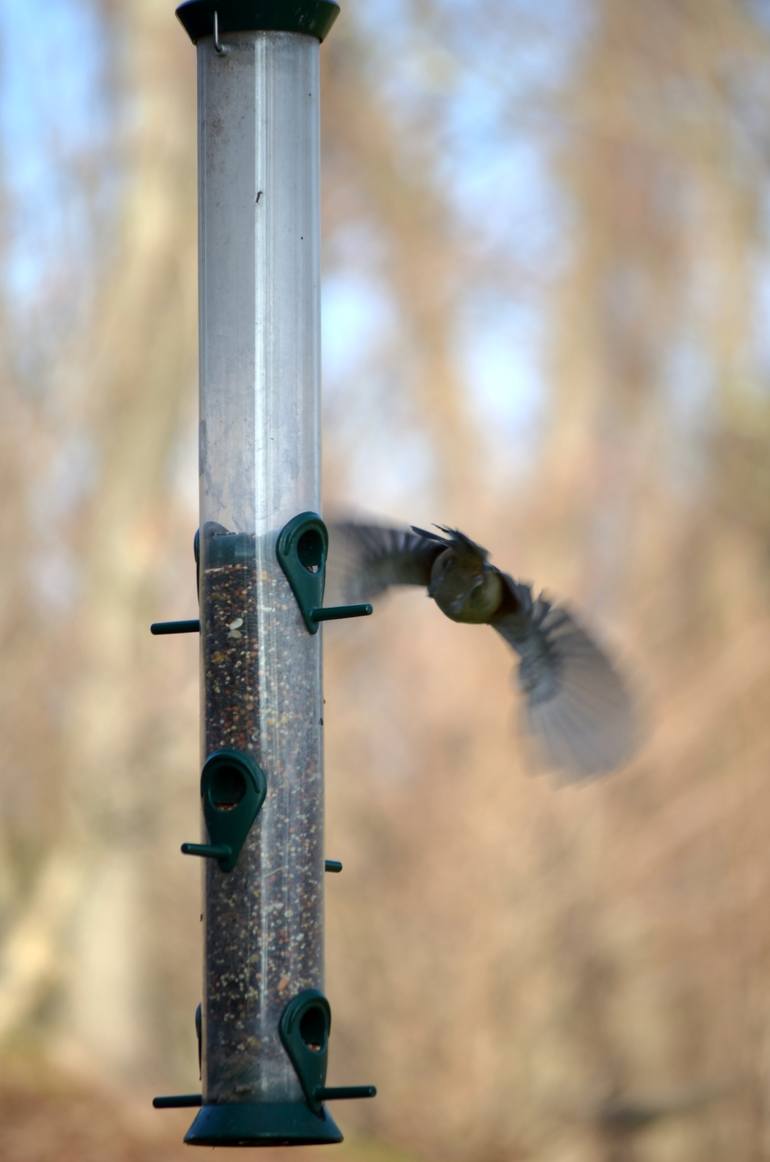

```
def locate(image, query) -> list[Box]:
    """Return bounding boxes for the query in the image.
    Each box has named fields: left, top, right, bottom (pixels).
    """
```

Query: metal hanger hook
left=213, top=10, right=228, bottom=54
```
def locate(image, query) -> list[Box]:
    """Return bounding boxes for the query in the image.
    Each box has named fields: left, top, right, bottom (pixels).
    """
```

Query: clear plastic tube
left=195, top=30, right=323, bottom=1107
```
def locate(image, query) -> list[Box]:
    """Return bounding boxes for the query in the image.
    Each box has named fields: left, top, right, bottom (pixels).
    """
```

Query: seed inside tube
left=202, top=540, right=323, bottom=1105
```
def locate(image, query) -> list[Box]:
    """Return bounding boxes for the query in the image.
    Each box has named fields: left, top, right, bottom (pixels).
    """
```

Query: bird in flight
left=329, top=520, right=639, bottom=780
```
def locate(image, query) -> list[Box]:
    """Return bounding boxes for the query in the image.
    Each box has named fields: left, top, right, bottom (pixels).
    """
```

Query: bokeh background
left=2, top=1, right=770, bottom=1159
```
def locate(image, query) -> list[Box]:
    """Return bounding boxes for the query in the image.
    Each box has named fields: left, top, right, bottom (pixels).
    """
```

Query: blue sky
left=0, top=0, right=111, bottom=302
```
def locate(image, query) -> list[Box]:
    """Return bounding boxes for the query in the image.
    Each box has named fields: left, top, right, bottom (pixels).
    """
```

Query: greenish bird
left=330, top=520, right=639, bottom=780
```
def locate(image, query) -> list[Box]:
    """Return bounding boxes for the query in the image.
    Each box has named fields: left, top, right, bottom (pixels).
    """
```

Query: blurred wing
left=493, top=580, right=638, bottom=779
left=327, top=520, right=442, bottom=604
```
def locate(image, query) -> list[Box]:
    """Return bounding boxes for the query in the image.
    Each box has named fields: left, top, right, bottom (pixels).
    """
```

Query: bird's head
left=426, top=528, right=503, bottom=623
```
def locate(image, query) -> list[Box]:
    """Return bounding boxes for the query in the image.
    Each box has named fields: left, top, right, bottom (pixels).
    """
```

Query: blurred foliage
left=1, top=1, right=769, bottom=1159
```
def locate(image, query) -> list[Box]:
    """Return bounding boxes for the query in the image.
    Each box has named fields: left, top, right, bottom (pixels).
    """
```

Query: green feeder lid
left=176, top=0, right=340, bottom=44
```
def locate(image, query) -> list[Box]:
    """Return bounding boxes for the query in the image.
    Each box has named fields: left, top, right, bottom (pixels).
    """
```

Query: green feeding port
left=276, top=512, right=329, bottom=633
left=280, top=990, right=332, bottom=1113
left=181, top=749, right=267, bottom=873
left=277, top=511, right=373, bottom=633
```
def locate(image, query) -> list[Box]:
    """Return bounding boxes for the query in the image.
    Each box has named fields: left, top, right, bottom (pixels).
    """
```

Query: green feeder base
left=184, top=1100, right=343, bottom=1146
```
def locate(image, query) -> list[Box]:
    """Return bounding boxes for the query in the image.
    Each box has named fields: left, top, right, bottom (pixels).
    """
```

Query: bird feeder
left=152, top=0, right=374, bottom=1145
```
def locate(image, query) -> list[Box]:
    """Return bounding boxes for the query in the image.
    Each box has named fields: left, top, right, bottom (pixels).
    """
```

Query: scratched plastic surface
left=196, top=29, right=323, bottom=1105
